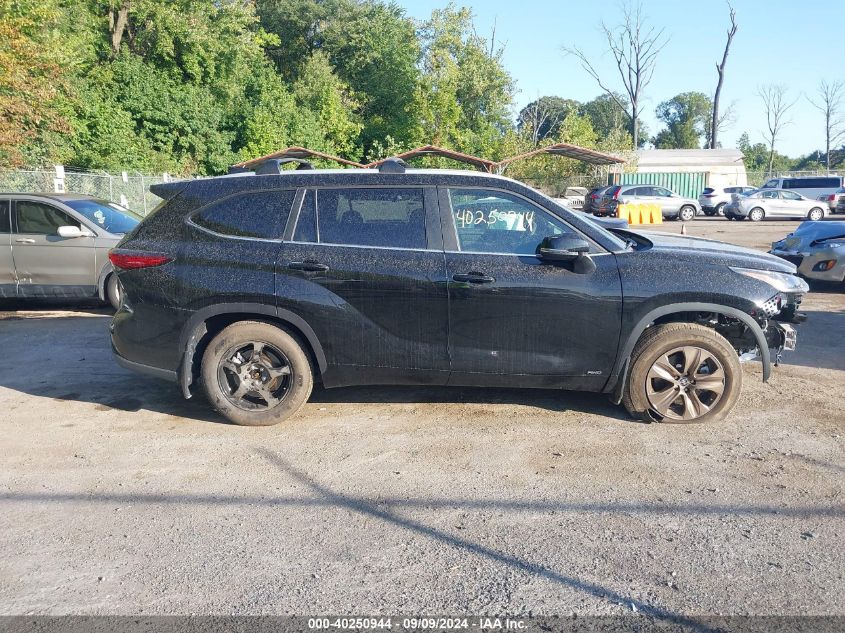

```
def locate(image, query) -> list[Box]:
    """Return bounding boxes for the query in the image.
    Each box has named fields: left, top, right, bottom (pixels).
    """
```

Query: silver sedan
left=770, top=221, right=845, bottom=283
left=731, top=189, right=828, bottom=222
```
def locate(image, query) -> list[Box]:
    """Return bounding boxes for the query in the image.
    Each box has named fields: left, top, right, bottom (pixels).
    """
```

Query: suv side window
left=15, top=201, right=80, bottom=234
left=316, top=187, right=426, bottom=249
left=449, top=188, right=577, bottom=255
left=192, top=190, right=295, bottom=239
left=653, top=187, right=673, bottom=197
left=0, top=200, right=9, bottom=233
left=763, top=179, right=779, bottom=189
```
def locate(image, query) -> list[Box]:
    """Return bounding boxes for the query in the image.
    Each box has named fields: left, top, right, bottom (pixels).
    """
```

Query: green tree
left=654, top=91, right=712, bottom=149
left=416, top=3, right=514, bottom=158
left=517, top=97, right=580, bottom=146
left=580, top=93, right=637, bottom=147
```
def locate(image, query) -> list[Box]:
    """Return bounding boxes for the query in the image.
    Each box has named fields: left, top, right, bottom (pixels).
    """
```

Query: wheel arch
left=604, top=302, right=770, bottom=404
left=177, top=303, right=327, bottom=399
left=96, top=262, right=114, bottom=301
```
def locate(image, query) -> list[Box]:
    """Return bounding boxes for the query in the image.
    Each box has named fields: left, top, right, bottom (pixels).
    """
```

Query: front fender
left=603, top=302, right=771, bottom=402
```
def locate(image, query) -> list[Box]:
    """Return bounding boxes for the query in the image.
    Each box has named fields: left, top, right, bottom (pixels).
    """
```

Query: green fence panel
left=615, top=172, right=707, bottom=199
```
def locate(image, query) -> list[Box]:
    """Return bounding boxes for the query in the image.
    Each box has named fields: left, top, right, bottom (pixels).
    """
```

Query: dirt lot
left=0, top=218, right=843, bottom=620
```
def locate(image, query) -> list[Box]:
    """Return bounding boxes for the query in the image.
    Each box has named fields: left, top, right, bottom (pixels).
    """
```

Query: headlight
left=730, top=267, right=809, bottom=293
left=817, top=241, right=845, bottom=249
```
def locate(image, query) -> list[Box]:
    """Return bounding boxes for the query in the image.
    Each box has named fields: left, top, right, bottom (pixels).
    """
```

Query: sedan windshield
left=64, top=198, right=142, bottom=234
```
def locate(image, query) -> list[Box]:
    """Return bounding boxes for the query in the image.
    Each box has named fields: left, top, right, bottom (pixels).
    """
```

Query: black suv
left=110, top=159, right=807, bottom=426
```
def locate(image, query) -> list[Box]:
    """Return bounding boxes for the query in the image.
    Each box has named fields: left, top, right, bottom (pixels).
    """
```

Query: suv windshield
left=64, top=199, right=142, bottom=234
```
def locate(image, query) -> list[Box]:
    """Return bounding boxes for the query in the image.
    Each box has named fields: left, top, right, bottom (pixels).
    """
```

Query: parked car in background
left=821, top=187, right=845, bottom=214
left=554, top=186, right=590, bottom=211
left=699, top=186, right=756, bottom=216
left=725, top=189, right=828, bottom=222
left=595, top=184, right=700, bottom=221
left=111, top=158, right=806, bottom=426
left=760, top=175, right=843, bottom=200
left=0, top=193, right=140, bottom=308
left=770, top=221, right=845, bottom=283
left=583, top=185, right=612, bottom=214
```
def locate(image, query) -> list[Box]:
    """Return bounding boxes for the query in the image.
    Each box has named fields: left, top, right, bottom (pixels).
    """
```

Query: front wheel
left=622, top=323, right=742, bottom=424
left=201, top=321, right=313, bottom=426
left=679, top=206, right=696, bottom=222
left=807, top=207, right=824, bottom=221
left=749, top=207, right=765, bottom=222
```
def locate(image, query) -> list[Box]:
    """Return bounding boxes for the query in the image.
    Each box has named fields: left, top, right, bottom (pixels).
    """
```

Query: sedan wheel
left=807, top=207, right=824, bottom=221
left=749, top=207, right=764, bottom=222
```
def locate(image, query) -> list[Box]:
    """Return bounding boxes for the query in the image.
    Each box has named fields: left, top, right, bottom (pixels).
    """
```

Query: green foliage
left=517, top=96, right=580, bottom=144
left=579, top=93, right=636, bottom=149
left=737, top=132, right=795, bottom=172
left=654, top=92, right=712, bottom=149
left=416, top=3, right=514, bottom=158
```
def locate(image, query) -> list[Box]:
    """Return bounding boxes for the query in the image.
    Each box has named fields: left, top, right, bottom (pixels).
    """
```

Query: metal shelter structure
left=232, top=146, right=366, bottom=169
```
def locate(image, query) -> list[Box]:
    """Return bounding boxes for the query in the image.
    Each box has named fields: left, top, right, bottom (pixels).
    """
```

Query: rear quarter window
left=191, top=190, right=296, bottom=239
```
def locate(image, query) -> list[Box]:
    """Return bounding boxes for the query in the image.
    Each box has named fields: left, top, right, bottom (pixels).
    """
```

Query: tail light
left=828, top=194, right=836, bottom=201
left=613, top=188, right=620, bottom=199
left=109, top=250, right=172, bottom=270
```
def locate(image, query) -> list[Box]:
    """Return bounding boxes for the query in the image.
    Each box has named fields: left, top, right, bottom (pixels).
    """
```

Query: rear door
left=0, top=200, right=14, bottom=298
left=279, top=186, right=450, bottom=385
left=441, top=186, right=622, bottom=388
left=11, top=199, right=96, bottom=297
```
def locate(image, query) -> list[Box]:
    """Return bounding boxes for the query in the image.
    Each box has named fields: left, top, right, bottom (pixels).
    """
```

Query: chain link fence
left=0, top=169, right=190, bottom=216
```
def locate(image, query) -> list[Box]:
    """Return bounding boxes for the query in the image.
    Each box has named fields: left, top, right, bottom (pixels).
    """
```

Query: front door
left=441, top=187, right=623, bottom=388
left=779, top=190, right=806, bottom=218
left=11, top=199, right=97, bottom=298
left=278, top=186, right=450, bottom=386
left=0, top=200, right=15, bottom=298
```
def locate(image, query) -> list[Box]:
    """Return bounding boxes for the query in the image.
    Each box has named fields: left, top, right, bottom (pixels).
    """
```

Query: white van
left=760, top=176, right=843, bottom=200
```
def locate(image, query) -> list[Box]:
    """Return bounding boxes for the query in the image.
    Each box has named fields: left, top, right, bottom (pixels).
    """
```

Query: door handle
left=452, top=272, right=495, bottom=284
left=288, top=260, right=329, bottom=272
left=15, top=238, right=35, bottom=244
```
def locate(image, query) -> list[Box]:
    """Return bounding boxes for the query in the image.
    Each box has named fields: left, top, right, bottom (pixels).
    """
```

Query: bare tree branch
left=807, top=79, right=845, bottom=171
left=758, top=84, right=798, bottom=176
left=710, top=2, right=737, bottom=149
left=562, top=1, right=667, bottom=147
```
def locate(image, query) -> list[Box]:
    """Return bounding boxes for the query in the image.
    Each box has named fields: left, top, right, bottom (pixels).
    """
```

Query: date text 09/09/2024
left=307, top=617, right=527, bottom=630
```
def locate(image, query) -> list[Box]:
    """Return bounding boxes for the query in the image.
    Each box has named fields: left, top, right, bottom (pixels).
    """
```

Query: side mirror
left=57, top=225, right=83, bottom=238
left=538, top=235, right=591, bottom=262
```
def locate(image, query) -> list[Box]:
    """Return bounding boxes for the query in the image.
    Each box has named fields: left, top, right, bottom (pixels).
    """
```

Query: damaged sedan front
left=770, top=221, right=845, bottom=284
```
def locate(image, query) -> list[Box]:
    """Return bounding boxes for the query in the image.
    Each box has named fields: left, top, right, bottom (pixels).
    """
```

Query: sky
left=399, top=0, right=845, bottom=157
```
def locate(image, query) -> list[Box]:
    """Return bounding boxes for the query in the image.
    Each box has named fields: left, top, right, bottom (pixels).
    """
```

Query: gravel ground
left=0, top=218, right=843, bottom=620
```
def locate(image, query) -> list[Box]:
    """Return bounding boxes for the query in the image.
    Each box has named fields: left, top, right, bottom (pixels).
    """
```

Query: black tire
left=807, top=207, right=824, bottom=221
left=748, top=207, right=764, bottom=222
left=201, top=321, right=313, bottom=426
left=703, top=209, right=716, bottom=217
left=622, top=323, right=742, bottom=424
left=106, top=274, right=121, bottom=311
left=679, top=206, right=696, bottom=222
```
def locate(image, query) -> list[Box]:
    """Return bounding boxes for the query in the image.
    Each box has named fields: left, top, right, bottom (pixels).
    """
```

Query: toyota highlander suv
left=110, top=159, right=807, bottom=426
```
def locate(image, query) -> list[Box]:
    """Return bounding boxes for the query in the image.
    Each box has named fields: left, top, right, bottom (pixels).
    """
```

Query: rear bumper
left=113, top=344, right=177, bottom=382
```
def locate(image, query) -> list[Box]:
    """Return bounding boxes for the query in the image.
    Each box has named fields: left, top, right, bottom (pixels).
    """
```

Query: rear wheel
left=201, top=321, right=313, bottom=426
left=106, top=274, right=121, bottom=310
left=749, top=207, right=765, bottom=222
left=807, top=207, right=824, bottom=221
left=679, top=206, right=696, bottom=222
left=623, top=323, right=742, bottom=424
left=715, top=202, right=726, bottom=216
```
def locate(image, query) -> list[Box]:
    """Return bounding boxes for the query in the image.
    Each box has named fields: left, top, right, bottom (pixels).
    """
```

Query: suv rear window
left=702, top=188, right=715, bottom=194
left=192, top=190, right=295, bottom=239
left=315, top=187, right=426, bottom=249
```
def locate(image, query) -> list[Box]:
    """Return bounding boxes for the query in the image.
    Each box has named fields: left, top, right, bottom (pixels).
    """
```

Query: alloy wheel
left=217, top=340, right=292, bottom=411
left=808, top=208, right=823, bottom=221
left=645, top=346, right=726, bottom=421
